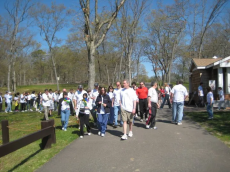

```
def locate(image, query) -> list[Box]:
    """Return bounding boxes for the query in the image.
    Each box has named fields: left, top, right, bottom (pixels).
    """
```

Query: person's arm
left=58, top=99, right=62, bottom=116
left=170, top=93, right=174, bottom=103
left=148, top=96, right=151, bottom=109
left=132, top=99, right=136, bottom=114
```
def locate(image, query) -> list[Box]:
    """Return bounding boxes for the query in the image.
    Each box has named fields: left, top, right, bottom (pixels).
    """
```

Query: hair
left=207, top=86, right=212, bottom=92
left=218, top=87, right=222, bottom=89
left=49, top=89, right=52, bottom=92
left=178, top=80, right=183, bottom=84
left=123, top=79, right=129, bottom=85
left=108, top=86, right=114, bottom=92
left=70, top=89, right=73, bottom=91
left=151, top=81, right=157, bottom=86
left=83, top=93, right=88, bottom=98
left=44, top=89, right=48, bottom=92
left=87, top=89, right=91, bottom=93
left=131, top=82, right=136, bottom=86
left=32, top=91, right=35, bottom=94
left=99, top=86, right=106, bottom=95
left=200, top=82, right=203, bottom=85
left=140, top=81, right=145, bottom=85
left=63, top=92, right=68, bottom=97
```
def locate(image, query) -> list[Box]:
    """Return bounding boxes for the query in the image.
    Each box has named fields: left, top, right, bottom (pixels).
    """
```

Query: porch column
left=226, top=68, right=230, bottom=94
left=218, top=67, right=224, bottom=89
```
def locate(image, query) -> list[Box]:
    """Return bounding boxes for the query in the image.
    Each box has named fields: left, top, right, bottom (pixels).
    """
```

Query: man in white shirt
left=160, top=83, right=171, bottom=109
left=42, top=89, right=52, bottom=120
left=5, top=92, right=12, bottom=113
left=0, top=92, right=2, bottom=112
left=4, top=91, right=8, bottom=111
left=108, top=82, right=123, bottom=128
left=74, top=85, right=87, bottom=118
left=198, top=82, right=204, bottom=107
left=90, top=83, right=99, bottom=126
left=218, top=87, right=225, bottom=110
left=147, top=81, right=159, bottom=129
left=120, top=80, right=136, bottom=140
left=170, top=80, right=188, bottom=125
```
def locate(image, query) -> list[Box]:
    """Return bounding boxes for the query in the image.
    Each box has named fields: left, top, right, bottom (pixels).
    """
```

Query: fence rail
left=0, top=119, right=56, bottom=158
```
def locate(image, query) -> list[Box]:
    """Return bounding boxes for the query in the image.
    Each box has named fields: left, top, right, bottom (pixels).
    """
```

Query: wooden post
left=2, top=120, right=9, bottom=144
left=49, top=119, right=56, bottom=144
left=41, top=121, right=52, bottom=149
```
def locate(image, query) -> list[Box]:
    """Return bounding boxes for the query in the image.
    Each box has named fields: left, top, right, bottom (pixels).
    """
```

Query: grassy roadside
left=0, top=111, right=81, bottom=172
left=186, top=111, right=230, bottom=147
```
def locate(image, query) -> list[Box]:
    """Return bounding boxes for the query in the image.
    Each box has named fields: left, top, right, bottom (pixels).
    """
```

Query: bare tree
left=79, top=0, right=126, bottom=89
left=31, top=2, right=71, bottom=90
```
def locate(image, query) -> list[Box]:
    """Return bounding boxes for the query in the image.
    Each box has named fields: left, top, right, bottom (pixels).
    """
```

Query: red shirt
left=160, top=89, right=165, bottom=97
left=136, top=87, right=148, bottom=99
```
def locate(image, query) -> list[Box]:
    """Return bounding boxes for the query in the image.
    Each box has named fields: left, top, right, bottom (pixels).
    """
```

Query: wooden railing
left=0, top=119, right=56, bottom=158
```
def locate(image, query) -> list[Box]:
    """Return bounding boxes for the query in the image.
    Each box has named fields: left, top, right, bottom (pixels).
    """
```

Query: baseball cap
left=78, top=85, right=83, bottom=89
left=94, top=83, right=99, bottom=87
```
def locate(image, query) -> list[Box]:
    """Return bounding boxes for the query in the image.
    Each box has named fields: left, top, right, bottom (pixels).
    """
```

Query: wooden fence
left=0, top=119, right=56, bottom=158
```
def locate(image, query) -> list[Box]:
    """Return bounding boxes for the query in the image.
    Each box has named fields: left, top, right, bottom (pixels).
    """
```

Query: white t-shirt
left=198, top=86, right=204, bottom=96
left=107, top=92, right=114, bottom=100
left=27, top=94, right=31, bottom=100
left=207, top=92, right=214, bottom=104
left=68, top=92, right=75, bottom=100
left=171, top=84, right=188, bottom=102
left=113, top=88, right=122, bottom=106
left=120, top=88, right=136, bottom=112
left=218, top=90, right=224, bottom=101
left=5, top=95, right=12, bottom=103
left=148, top=87, right=158, bottom=103
left=42, top=93, right=52, bottom=107
left=61, top=100, right=70, bottom=111
left=20, top=94, right=26, bottom=103
left=14, top=97, right=19, bottom=101
left=90, top=89, right=99, bottom=106
left=31, top=94, right=36, bottom=99
left=165, top=86, right=171, bottom=95
left=74, top=90, right=87, bottom=105
left=100, top=97, right=105, bottom=114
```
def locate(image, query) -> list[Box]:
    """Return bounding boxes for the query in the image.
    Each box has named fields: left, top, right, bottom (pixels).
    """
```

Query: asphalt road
left=36, top=108, right=230, bottom=172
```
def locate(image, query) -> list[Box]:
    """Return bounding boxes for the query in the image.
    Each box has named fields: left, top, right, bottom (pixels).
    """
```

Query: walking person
left=170, top=80, right=188, bottom=125
left=198, top=82, right=204, bottom=107
left=217, top=87, right=225, bottom=110
left=96, top=87, right=111, bottom=137
left=107, top=86, right=114, bottom=125
left=132, top=82, right=139, bottom=117
left=26, top=92, right=32, bottom=111
left=58, top=92, right=74, bottom=131
left=206, top=86, right=214, bottom=119
left=120, top=80, right=137, bottom=140
left=20, top=92, right=26, bottom=112
left=0, top=92, right=2, bottom=112
left=49, top=89, right=54, bottom=117
left=74, top=85, right=87, bottom=118
left=160, top=86, right=165, bottom=104
left=111, top=82, right=123, bottom=128
left=14, top=93, right=20, bottom=112
left=37, top=91, right=42, bottom=113
left=90, top=83, right=99, bottom=126
left=78, top=93, right=92, bottom=138
left=31, top=91, right=36, bottom=111
left=4, top=91, right=8, bottom=111
left=160, top=83, right=171, bottom=109
left=5, top=92, right=12, bottom=113
left=68, top=89, right=75, bottom=112
left=42, top=89, right=52, bottom=120
left=146, top=81, right=159, bottom=129
left=136, top=82, right=148, bottom=122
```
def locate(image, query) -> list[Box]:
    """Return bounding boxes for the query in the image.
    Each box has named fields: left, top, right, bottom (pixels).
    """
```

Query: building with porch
left=189, top=56, right=230, bottom=104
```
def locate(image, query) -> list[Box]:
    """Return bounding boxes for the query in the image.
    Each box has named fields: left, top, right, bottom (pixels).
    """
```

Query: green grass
left=0, top=110, right=82, bottom=172
left=186, top=111, right=230, bottom=147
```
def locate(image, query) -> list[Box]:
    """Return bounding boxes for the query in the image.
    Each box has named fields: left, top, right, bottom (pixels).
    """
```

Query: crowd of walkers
left=0, top=80, right=192, bottom=141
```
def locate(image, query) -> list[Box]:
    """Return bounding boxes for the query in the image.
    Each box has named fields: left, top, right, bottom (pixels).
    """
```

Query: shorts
left=121, top=108, right=134, bottom=122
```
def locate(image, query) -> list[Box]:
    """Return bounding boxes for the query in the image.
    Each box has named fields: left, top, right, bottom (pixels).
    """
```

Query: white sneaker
left=177, top=122, right=182, bottom=125
left=145, top=118, right=148, bottom=121
left=84, top=124, right=86, bottom=127
left=80, top=136, right=83, bottom=139
left=146, top=125, right=150, bottom=129
left=98, top=131, right=101, bottom=136
left=30, top=109, right=33, bottom=111
left=25, top=110, right=27, bottom=112
left=140, top=119, right=143, bottom=122
left=153, top=126, right=157, bottom=130
left=5, top=111, right=8, bottom=113
left=101, top=133, right=105, bottom=137
left=128, top=131, right=133, bottom=137
left=121, top=134, right=128, bottom=140
left=64, top=128, right=67, bottom=131
left=88, top=133, right=91, bottom=136
left=62, top=127, right=64, bottom=130
left=78, top=126, right=80, bottom=129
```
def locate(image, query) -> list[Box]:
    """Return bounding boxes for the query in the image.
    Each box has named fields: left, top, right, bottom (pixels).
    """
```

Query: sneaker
left=171, top=121, right=176, bottom=124
left=101, top=133, right=105, bottom=137
left=9, top=111, right=12, bottom=112
left=153, top=126, right=157, bottom=130
left=146, top=125, right=150, bottom=129
left=121, top=134, right=128, bottom=140
left=128, top=131, right=133, bottom=137
left=88, top=132, right=91, bottom=136
left=21, top=111, right=24, bottom=112
left=78, top=126, right=80, bottom=129
left=64, top=128, right=67, bottom=131
left=208, top=117, right=213, bottom=120
left=177, top=122, right=182, bottom=125
left=62, top=127, right=64, bottom=130
left=145, top=118, right=148, bottom=121
left=98, top=131, right=101, bottom=136
left=140, top=119, right=143, bottom=122
left=25, top=110, right=27, bottom=112
left=30, top=109, right=33, bottom=111
left=5, top=111, right=7, bottom=113
left=80, top=136, right=83, bottom=139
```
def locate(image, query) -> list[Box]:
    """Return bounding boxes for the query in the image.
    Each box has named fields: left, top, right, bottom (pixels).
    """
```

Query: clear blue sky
left=0, top=0, right=229, bottom=77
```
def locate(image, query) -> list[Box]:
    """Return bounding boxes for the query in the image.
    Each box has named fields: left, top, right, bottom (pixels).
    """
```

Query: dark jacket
left=95, top=94, right=111, bottom=114
left=58, top=98, right=74, bottom=116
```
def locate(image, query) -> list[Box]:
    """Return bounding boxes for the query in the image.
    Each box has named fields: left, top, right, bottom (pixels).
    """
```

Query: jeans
left=97, top=113, right=109, bottom=134
left=160, top=94, right=171, bottom=108
left=198, top=96, right=204, bottom=107
left=6, top=102, right=11, bottom=112
left=172, top=102, right=184, bottom=123
left=108, top=107, right=114, bottom=124
left=114, top=106, right=123, bottom=126
left=26, top=101, right=31, bottom=110
left=207, top=104, right=213, bottom=118
left=54, top=101, right=58, bottom=111
left=61, top=108, right=70, bottom=129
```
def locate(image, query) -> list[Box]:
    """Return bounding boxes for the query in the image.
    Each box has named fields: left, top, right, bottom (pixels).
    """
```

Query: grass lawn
left=186, top=111, right=230, bottom=147
left=0, top=110, right=83, bottom=172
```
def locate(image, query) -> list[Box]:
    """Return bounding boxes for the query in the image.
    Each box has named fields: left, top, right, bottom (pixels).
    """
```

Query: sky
left=0, top=0, right=229, bottom=77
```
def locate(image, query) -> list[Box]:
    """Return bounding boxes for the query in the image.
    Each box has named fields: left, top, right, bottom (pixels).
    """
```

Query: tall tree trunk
left=97, top=58, right=102, bottom=83
left=105, top=64, right=110, bottom=85
left=50, top=52, right=59, bottom=90
left=7, top=63, right=11, bottom=91
left=118, top=53, right=123, bottom=82
left=12, top=61, right=16, bottom=92
left=23, top=70, right=26, bottom=85
left=88, top=45, right=96, bottom=89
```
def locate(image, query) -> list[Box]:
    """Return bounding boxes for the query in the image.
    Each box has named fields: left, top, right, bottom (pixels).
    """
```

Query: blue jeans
left=61, top=109, right=70, bottom=129
left=114, top=106, right=123, bottom=126
left=108, top=107, right=114, bottom=124
left=172, top=102, right=184, bottom=123
left=26, top=101, right=31, bottom=110
left=6, top=102, right=11, bottom=112
left=97, top=113, right=109, bottom=134
left=207, top=104, right=213, bottom=118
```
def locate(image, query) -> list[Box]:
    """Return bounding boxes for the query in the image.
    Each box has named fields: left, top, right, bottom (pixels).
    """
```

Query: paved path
left=37, top=108, right=230, bottom=172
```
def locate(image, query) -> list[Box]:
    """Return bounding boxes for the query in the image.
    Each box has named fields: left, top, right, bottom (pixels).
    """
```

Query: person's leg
left=172, top=102, right=177, bottom=122
left=144, top=98, right=149, bottom=119
left=44, top=106, right=49, bottom=120
left=139, top=100, right=144, bottom=120
left=136, top=102, right=139, bottom=116
left=160, top=96, right=166, bottom=108
left=64, top=109, right=70, bottom=129
left=6, top=103, right=10, bottom=112
left=121, top=108, right=128, bottom=135
left=97, top=113, right=102, bottom=132
left=61, top=110, right=65, bottom=128
left=166, top=95, right=171, bottom=108
left=21, top=103, right=23, bottom=111
left=85, top=115, right=91, bottom=133
left=177, top=102, right=184, bottom=123
left=207, top=104, right=213, bottom=118
left=79, top=114, right=84, bottom=136
left=101, top=113, right=109, bottom=134
left=119, top=106, right=123, bottom=125
left=113, top=106, right=119, bottom=126
left=0, top=103, right=2, bottom=112
left=150, top=102, right=157, bottom=128
left=108, top=107, right=114, bottom=125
